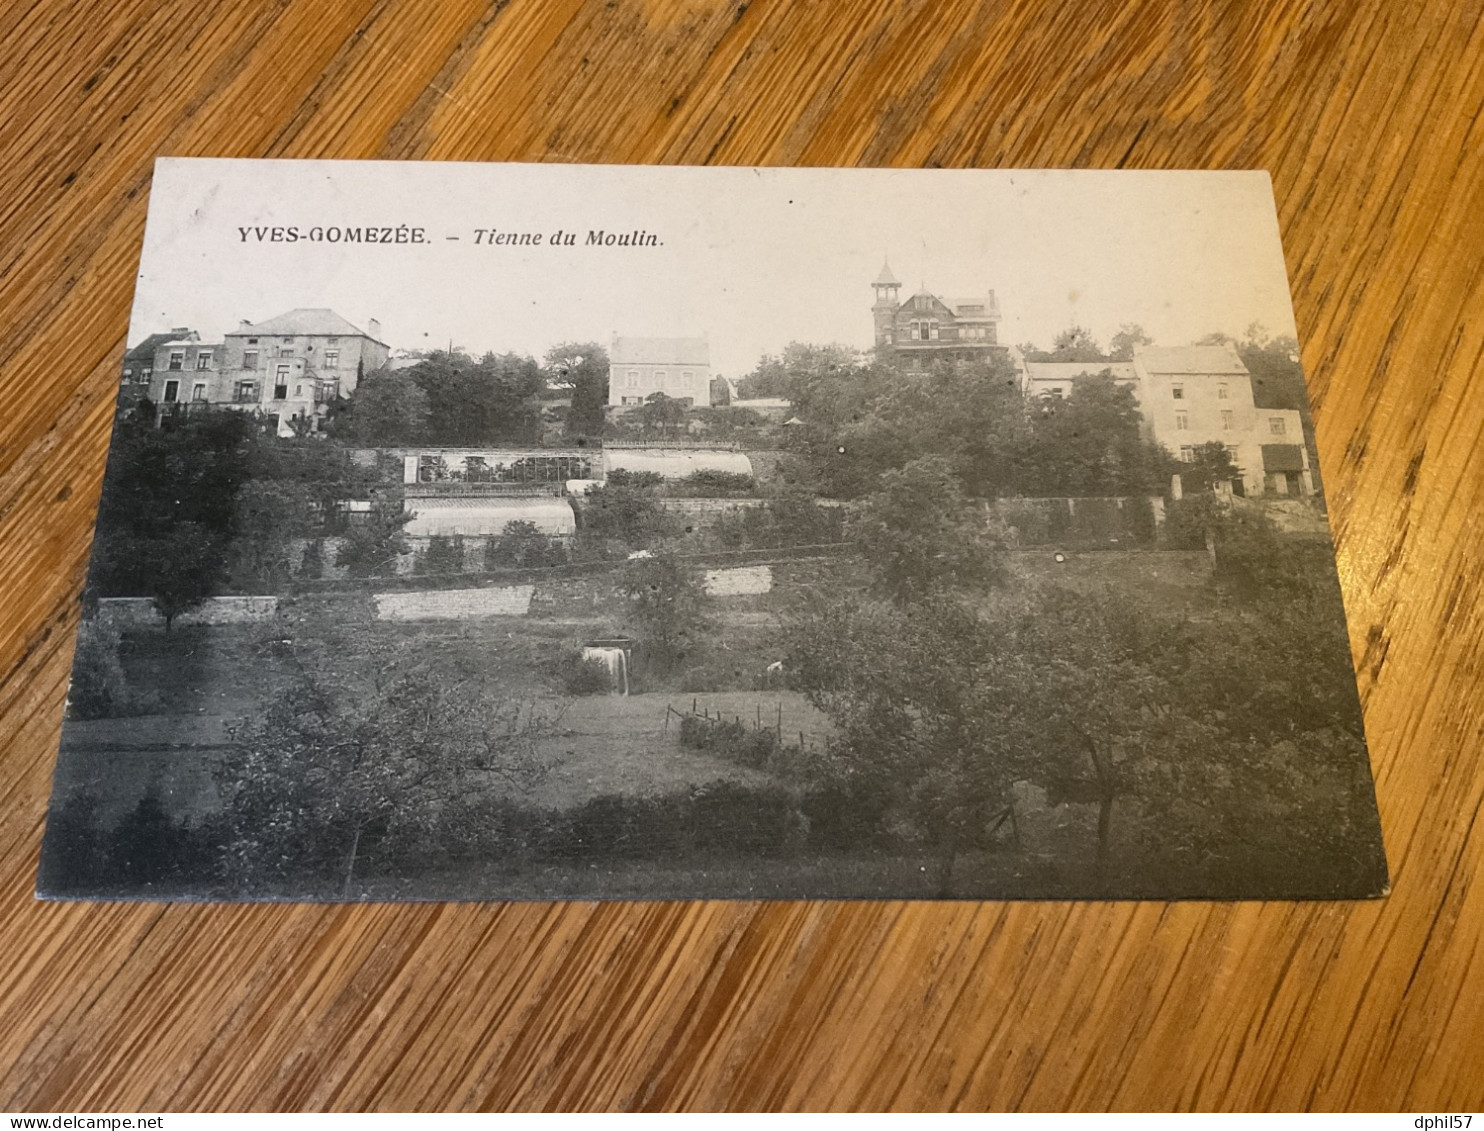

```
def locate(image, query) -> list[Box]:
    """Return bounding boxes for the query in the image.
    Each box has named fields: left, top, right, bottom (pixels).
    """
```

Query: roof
left=124, top=329, right=195, bottom=362
left=943, top=294, right=1001, bottom=318
left=610, top=337, right=710, bottom=366
left=1136, top=344, right=1249, bottom=375
left=1261, top=444, right=1306, bottom=472
left=229, top=308, right=381, bottom=341
left=1023, top=361, right=1137, bottom=382
left=873, top=261, right=901, bottom=287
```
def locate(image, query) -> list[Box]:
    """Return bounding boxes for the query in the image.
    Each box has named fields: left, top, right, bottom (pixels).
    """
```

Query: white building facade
left=608, top=336, right=711, bottom=407
left=1020, top=343, right=1313, bottom=497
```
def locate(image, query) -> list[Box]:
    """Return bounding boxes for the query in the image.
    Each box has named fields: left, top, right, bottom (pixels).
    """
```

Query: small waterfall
left=580, top=645, right=630, bottom=696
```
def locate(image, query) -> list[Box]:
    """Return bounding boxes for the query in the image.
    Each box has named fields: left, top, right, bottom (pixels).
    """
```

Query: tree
left=619, top=554, right=708, bottom=673
left=335, top=494, right=413, bottom=578
left=1109, top=323, right=1153, bottom=361
left=544, top=341, right=609, bottom=438
left=216, top=599, right=555, bottom=893
left=88, top=409, right=251, bottom=607
left=848, top=455, right=1005, bottom=603
left=1021, top=372, right=1173, bottom=496
left=636, top=391, right=687, bottom=435
left=334, top=367, right=429, bottom=444
left=411, top=350, right=545, bottom=445
left=150, top=522, right=229, bottom=630
left=1177, top=441, right=1242, bottom=496
left=485, top=520, right=563, bottom=569
left=1047, top=324, right=1105, bottom=363
left=579, top=480, right=673, bottom=550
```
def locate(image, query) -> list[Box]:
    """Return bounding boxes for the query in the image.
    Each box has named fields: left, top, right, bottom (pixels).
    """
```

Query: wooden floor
left=1, top=0, right=1481, bottom=1111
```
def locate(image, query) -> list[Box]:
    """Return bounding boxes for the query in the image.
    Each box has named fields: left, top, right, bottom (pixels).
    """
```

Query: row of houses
left=120, top=272, right=1315, bottom=497
left=120, top=309, right=390, bottom=435
left=869, top=261, right=1313, bottom=498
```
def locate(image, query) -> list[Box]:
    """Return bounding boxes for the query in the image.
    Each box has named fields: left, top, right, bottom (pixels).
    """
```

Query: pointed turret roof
left=873, top=260, right=900, bottom=287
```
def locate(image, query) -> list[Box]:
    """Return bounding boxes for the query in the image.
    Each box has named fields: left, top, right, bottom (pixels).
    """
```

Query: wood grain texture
left=0, top=0, right=1481, bottom=1111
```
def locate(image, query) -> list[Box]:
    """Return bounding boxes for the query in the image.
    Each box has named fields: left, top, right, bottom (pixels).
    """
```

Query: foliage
left=1109, top=323, right=1153, bottom=361
left=544, top=341, right=609, bottom=438
left=579, top=481, right=675, bottom=549
left=397, top=349, right=546, bottom=445
left=667, top=469, right=757, bottom=497
left=782, top=528, right=1380, bottom=893
left=68, top=620, right=129, bottom=719
left=215, top=599, right=556, bottom=892
left=484, top=520, right=567, bottom=569
left=848, top=455, right=1005, bottom=603
left=605, top=468, right=664, bottom=489
left=1176, top=440, right=1243, bottom=495
left=331, top=367, right=429, bottom=445
left=559, top=654, right=615, bottom=695
left=619, top=553, right=708, bottom=672
left=87, top=409, right=250, bottom=618
left=420, top=534, right=465, bottom=576
left=635, top=391, right=687, bottom=434
left=299, top=538, right=325, bottom=580
left=335, top=494, right=413, bottom=578
left=1021, top=373, right=1175, bottom=496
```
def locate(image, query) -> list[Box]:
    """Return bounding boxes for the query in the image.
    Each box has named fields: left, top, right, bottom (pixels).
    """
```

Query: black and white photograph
left=39, top=159, right=1388, bottom=901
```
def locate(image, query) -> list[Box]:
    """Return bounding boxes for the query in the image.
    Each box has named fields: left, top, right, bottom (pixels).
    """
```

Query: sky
left=132, top=160, right=1302, bottom=379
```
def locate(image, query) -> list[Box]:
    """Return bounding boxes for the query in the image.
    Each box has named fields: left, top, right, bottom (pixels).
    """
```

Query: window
left=1172, top=385, right=1184, bottom=399
left=323, top=350, right=339, bottom=369
left=278, top=347, right=294, bottom=357
left=1049, top=387, right=1065, bottom=399
left=915, top=294, right=932, bottom=311
left=1221, top=410, right=1234, bottom=430
left=1269, top=417, right=1287, bottom=435
left=246, top=337, right=258, bottom=344
left=294, top=384, right=303, bottom=396
left=163, top=380, right=179, bottom=403
left=653, top=370, right=664, bottom=384
left=195, top=352, right=212, bottom=370
left=191, top=383, right=207, bottom=402
left=122, top=367, right=133, bottom=379
left=282, top=337, right=294, bottom=343
left=243, top=350, right=258, bottom=370
left=1179, top=446, right=1195, bottom=462
left=627, top=370, right=639, bottom=387
left=929, top=321, right=939, bottom=340
left=327, top=337, right=339, bottom=346
left=1218, top=384, right=1229, bottom=399
left=167, top=351, right=184, bottom=371
left=274, top=363, right=290, bottom=400
left=1175, top=412, right=1189, bottom=430
left=235, top=381, right=257, bottom=403
left=1226, top=445, right=1240, bottom=461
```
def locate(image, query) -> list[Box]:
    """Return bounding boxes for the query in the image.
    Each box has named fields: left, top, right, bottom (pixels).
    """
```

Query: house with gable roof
left=871, top=260, right=1007, bottom=368
left=1019, top=342, right=1313, bottom=497
left=608, top=335, right=711, bottom=407
left=136, top=308, right=390, bottom=434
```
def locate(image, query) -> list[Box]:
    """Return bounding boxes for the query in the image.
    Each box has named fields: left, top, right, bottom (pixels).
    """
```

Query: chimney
left=238, top=320, right=251, bottom=331
left=367, top=318, right=381, bottom=341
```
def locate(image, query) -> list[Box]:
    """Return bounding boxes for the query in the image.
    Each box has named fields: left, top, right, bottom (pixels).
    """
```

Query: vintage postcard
left=39, top=160, right=1387, bottom=900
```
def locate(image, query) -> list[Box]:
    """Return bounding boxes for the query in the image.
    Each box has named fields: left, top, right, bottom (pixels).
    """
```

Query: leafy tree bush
left=848, top=456, right=1005, bottom=603
left=619, top=554, right=708, bottom=673
left=68, top=620, right=130, bottom=719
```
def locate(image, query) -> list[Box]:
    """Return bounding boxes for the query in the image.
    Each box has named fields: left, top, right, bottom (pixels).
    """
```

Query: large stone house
left=1020, top=343, right=1313, bottom=497
left=134, top=308, right=389, bottom=434
left=871, top=261, right=1007, bottom=368
left=608, top=336, right=711, bottom=407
